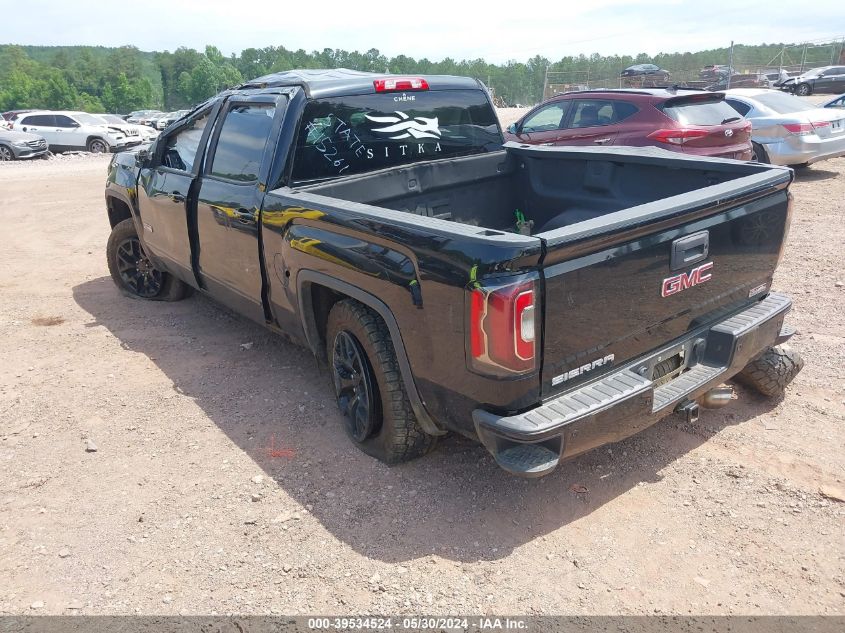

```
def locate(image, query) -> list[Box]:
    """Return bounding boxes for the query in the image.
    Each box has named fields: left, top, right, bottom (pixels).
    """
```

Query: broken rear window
left=291, top=89, right=501, bottom=183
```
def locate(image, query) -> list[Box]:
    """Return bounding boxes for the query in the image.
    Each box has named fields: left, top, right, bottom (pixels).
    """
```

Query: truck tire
left=326, top=299, right=436, bottom=464
left=735, top=344, right=804, bottom=399
left=106, top=218, right=191, bottom=301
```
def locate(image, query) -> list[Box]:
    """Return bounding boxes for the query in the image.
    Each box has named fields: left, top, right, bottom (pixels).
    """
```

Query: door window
left=521, top=103, right=566, bottom=133
left=54, top=115, right=79, bottom=128
left=20, top=115, right=54, bottom=126
left=208, top=104, right=276, bottom=182
left=162, top=113, right=210, bottom=172
left=568, top=100, right=637, bottom=128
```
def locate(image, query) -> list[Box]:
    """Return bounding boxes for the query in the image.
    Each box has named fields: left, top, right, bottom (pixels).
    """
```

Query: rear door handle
left=594, top=138, right=613, bottom=145
left=169, top=191, right=185, bottom=203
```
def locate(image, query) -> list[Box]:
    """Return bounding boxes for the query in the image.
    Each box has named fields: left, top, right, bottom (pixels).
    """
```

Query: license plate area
left=832, top=120, right=843, bottom=133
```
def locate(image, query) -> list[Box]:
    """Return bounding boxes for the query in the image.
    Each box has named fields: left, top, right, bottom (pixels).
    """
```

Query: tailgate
left=534, top=160, right=792, bottom=398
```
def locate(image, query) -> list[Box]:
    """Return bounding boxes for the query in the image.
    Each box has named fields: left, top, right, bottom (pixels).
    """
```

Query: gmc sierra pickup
left=104, top=69, right=803, bottom=477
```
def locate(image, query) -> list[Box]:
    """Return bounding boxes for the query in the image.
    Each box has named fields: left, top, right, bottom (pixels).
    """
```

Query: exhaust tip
left=699, top=385, right=735, bottom=409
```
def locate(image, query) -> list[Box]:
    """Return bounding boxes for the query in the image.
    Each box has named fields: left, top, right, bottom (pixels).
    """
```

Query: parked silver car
left=723, top=89, right=845, bottom=166
left=0, top=127, right=49, bottom=161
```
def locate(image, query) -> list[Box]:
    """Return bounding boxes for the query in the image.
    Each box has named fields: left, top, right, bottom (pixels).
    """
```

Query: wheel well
left=107, top=196, right=132, bottom=228
left=308, top=283, right=345, bottom=360
left=87, top=135, right=106, bottom=148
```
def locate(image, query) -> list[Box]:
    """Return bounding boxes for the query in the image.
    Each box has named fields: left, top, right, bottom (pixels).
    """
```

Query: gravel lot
left=0, top=146, right=843, bottom=616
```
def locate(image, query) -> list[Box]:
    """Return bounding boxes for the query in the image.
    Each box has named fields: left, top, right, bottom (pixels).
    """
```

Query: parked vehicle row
left=0, top=109, right=161, bottom=160
left=125, top=109, right=191, bottom=130
left=505, top=86, right=845, bottom=168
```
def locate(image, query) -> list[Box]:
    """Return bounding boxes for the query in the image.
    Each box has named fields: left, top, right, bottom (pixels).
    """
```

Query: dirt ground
left=0, top=147, right=843, bottom=617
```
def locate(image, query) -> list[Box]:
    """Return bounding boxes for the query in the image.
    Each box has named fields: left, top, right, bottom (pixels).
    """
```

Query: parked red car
left=504, top=89, right=753, bottom=160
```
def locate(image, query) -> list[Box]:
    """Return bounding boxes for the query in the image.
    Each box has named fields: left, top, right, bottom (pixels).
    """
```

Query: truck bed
left=293, top=144, right=779, bottom=236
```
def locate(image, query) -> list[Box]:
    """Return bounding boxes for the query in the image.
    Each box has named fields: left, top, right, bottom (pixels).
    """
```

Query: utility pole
left=543, top=66, right=549, bottom=101
left=727, top=41, right=734, bottom=89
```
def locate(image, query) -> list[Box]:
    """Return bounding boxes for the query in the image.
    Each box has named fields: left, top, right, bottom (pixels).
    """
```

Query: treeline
left=1, top=41, right=841, bottom=113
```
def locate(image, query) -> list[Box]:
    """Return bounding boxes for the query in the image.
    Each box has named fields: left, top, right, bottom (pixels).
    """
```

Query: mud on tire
left=326, top=299, right=437, bottom=464
left=735, top=344, right=804, bottom=399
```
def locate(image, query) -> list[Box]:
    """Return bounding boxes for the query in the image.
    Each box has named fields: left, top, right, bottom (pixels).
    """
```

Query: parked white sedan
left=723, top=89, right=845, bottom=167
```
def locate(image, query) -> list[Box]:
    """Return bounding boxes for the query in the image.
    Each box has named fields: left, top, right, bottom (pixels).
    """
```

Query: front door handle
left=169, top=191, right=185, bottom=203
left=594, top=138, right=612, bottom=145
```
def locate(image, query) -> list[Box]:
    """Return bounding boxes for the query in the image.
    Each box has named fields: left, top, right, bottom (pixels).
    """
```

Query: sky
left=0, top=0, right=843, bottom=63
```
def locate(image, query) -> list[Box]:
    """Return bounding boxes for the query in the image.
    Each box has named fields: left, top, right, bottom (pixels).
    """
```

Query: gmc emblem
left=661, top=262, right=714, bottom=297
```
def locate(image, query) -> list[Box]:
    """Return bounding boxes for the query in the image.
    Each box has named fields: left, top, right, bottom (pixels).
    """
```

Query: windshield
left=75, top=113, right=106, bottom=126
left=291, top=89, right=501, bottom=183
left=753, top=92, right=817, bottom=114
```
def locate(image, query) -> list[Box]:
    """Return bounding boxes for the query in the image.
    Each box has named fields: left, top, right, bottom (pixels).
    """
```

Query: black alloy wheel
left=115, top=236, right=163, bottom=298
left=331, top=330, right=379, bottom=442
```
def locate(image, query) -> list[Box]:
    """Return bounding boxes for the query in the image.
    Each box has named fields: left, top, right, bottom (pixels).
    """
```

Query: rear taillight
left=468, top=278, right=538, bottom=376
left=811, top=120, right=830, bottom=130
left=373, top=77, right=429, bottom=92
left=647, top=128, right=710, bottom=145
left=782, top=122, right=814, bottom=136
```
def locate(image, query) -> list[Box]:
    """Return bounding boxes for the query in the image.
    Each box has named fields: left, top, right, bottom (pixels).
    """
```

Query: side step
left=495, top=444, right=561, bottom=478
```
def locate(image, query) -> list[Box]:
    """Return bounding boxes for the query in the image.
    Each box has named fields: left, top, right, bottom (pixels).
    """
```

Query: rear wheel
left=326, top=299, right=436, bottom=464
left=88, top=138, right=108, bottom=154
left=751, top=142, right=769, bottom=164
left=0, top=145, right=14, bottom=161
left=735, top=345, right=804, bottom=399
left=794, top=83, right=812, bottom=96
left=106, top=218, right=191, bottom=301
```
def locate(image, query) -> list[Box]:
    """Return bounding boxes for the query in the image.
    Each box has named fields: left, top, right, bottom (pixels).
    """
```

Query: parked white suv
left=12, top=111, right=140, bottom=153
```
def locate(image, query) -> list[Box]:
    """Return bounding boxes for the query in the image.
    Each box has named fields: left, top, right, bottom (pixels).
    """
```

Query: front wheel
left=106, top=218, right=191, bottom=301
left=88, top=138, right=109, bottom=154
left=0, top=145, right=14, bottom=161
left=326, top=299, right=437, bottom=464
left=794, top=83, right=812, bottom=96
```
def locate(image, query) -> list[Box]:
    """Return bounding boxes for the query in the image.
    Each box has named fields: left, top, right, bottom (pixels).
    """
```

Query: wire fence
left=542, top=37, right=845, bottom=99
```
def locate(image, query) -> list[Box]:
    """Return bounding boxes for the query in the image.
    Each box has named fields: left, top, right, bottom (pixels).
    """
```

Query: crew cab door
left=512, top=101, right=570, bottom=145
left=194, top=94, right=286, bottom=323
left=136, top=105, right=215, bottom=282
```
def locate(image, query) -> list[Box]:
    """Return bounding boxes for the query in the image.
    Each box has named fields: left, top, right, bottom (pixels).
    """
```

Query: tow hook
left=676, top=400, right=700, bottom=423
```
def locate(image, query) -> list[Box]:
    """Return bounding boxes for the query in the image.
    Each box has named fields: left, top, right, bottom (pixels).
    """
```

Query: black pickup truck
left=104, top=70, right=803, bottom=477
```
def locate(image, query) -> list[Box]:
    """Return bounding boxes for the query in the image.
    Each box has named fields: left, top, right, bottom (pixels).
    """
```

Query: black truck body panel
left=104, top=69, right=797, bottom=475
